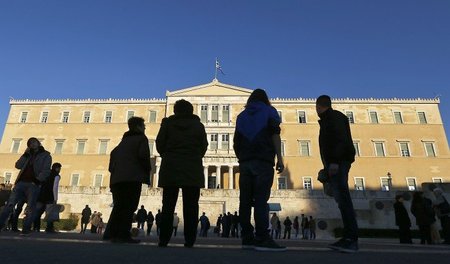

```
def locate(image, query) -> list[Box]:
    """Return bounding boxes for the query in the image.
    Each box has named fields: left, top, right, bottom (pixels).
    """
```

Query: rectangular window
left=105, top=111, right=113, bottom=123
left=210, top=134, right=218, bottom=150
left=211, top=105, right=219, bottom=122
left=353, top=142, right=360, bottom=157
left=4, top=172, right=12, bottom=184
left=71, top=174, right=80, bottom=187
left=149, top=111, right=157, bottom=123
left=303, top=177, right=312, bottom=190
left=62, top=111, right=70, bottom=123
left=281, top=141, right=286, bottom=157
left=277, top=111, right=283, bottom=123
left=354, top=177, right=365, bottom=191
left=424, top=142, right=436, bottom=157
left=83, top=111, right=91, bottom=123
left=54, top=140, right=64, bottom=154
left=399, top=142, right=410, bottom=157
left=374, top=142, right=385, bottom=157
left=99, top=140, right=108, bottom=155
left=299, top=141, right=310, bottom=157
left=20, top=112, right=28, bottom=123
left=369, top=111, right=378, bottom=124
left=41, top=112, right=49, bottom=123
left=94, top=174, right=103, bottom=187
left=346, top=111, right=355, bottom=124
left=432, top=178, right=443, bottom=183
left=380, top=177, right=390, bottom=191
left=149, top=139, right=155, bottom=156
left=221, top=134, right=229, bottom=150
left=298, top=111, right=307, bottom=124
left=394, top=112, right=403, bottom=124
left=407, top=178, right=417, bottom=191
left=200, top=105, right=208, bottom=123
left=127, top=110, right=135, bottom=121
left=222, top=105, right=230, bottom=122
left=418, top=112, right=427, bottom=124
left=277, top=177, right=287, bottom=190
left=77, top=140, right=86, bottom=155
left=11, top=139, right=21, bottom=153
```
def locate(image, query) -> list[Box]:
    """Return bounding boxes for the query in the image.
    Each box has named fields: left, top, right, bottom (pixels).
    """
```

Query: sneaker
left=254, top=238, right=287, bottom=252
left=242, top=237, right=255, bottom=250
left=327, top=238, right=346, bottom=251
left=20, top=230, right=32, bottom=236
left=328, top=238, right=358, bottom=253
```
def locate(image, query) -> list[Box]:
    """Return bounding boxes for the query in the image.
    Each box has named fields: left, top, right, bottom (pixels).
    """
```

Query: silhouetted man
left=316, top=95, right=358, bottom=253
left=136, top=205, right=147, bottom=229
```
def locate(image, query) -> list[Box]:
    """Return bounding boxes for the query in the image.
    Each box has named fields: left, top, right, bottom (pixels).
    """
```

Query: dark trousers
left=239, top=160, right=274, bottom=240
left=283, top=228, right=291, bottom=239
left=173, top=226, right=178, bottom=236
left=81, top=222, right=88, bottom=233
left=310, top=229, right=316, bottom=239
left=418, top=224, right=432, bottom=244
left=33, top=202, right=54, bottom=231
left=147, top=223, right=153, bottom=235
left=137, top=221, right=145, bottom=229
left=398, top=225, right=413, bottom=244
left=329, top=162, right=358, bottom=240
left=159, top=187, right=200, bottom=246
left=440, top=215, right=450, bottom=243
left=10, top=201, right=25, bottom=231
left=104, top=182, right=141, bottom=240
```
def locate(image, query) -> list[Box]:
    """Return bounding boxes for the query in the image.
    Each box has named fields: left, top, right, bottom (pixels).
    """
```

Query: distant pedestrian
left=215, top=215, right=222, bottom=236
left=81, top=205, right=92, bottom=234
left=303, top=216, right=310, bottom=240
left=411, top=191, right=435, bottom=245
left=283, top=217, right=292, bottom=239
left=270, top=213, right=279, bottom=239
left=309, top=216, right=316, bottom=240
left=104, top=116, right=151, bottom=244
left=231, top=211, right=240, bottom=238
left=146, top=211, right=154, bottom=236
left=173, top=213, right=180, bottom=237
left=433, top=188, right=450, bottom=244
left=90, top=211, right=98, bottom=233
left=136, top=205, right=147, bottom=229
left=96, top=213, right=104, bottom=235
left=394, top=195, right=413, bottom=244
left=316, top=95, right=358, bottom=253
left=234, top=89, right=286, bottom=251
left=0, top=137, right=52, bottom=234
left=222, top=212, right=232, bottom=238
left=199, top=212, right=210, bottom=237
left=301, top=214, right=307, bottom=239
left=155, top=209, right=162, bottom=236
left=156, top=99, right=208, bottom=248
left=276, top=220, right=282, bottom=239
left=293, top=216, right=299, bottom=238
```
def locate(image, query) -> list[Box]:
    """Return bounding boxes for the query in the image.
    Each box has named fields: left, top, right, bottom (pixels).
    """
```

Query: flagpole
left=214, top=58, right=218, bottom=80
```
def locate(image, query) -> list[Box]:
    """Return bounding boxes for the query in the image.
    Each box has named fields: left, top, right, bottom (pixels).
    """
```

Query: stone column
left=155, top=165, right=160, bottom=187
left=228, top=166, right=234, bottom=189
left=204, top=166, right=209, bottom=189
left=216, top=166, right=221, bottom=189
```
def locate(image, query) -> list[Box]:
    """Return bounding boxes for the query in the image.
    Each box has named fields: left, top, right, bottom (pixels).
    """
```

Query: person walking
left=199, top=212, right=210, bottom=237
left=136, top=205, right=147, bottom=230
left=172, top=213, right=180, bottom=237
left=411, top=191, right=435, bottom=245
left=394, top=194, right=413, bottom=244
left=155, top=209, right=162, bottom=236
left=90, top=211, right=98, bottom=233
left=433, top=188, right=450, bottom=244
left=33, top=162, right=62, bottom=233
left=270, top=213, right=279, bottom=239
left=0, top=137, right=52, bottom=235
left=234, top=89, right=286, bottom=251
left=81, top=205, right=92, bottom=234
left=146, top=211, right=154, bottom=236
left=316, top=95, right=358, bottom=253
left=283, top=216, right=292, bottom=239
left=309, top=216, right=316, bottom=240
left=156, top=99, right=208, bottom=248
left=104, top=116, right=151, bottom=244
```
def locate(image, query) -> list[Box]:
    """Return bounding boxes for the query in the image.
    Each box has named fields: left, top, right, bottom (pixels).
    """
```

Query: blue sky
left=0, top=0, right=449, bottom=138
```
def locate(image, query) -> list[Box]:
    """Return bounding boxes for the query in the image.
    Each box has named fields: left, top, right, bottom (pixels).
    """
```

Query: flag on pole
left=215, top=58, right=225, bottom=75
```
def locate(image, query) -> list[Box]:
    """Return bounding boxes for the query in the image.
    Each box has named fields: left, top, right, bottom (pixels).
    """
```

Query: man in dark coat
left=234, top=89, right=286, bottom=251
left=283, top=216, right=292, bottom=239
left=394, top=195, right=413, bottom=244
left=316, top=95, right=358, bottom=253
left=104, top=116, right=151, bottom=243
left=81, top=205, right=92, bottom=234
left=156, top=99, right=208, bottom=248
left=146, top=211, right=155, bottom=236
left=136, top=205, right=147, bottom=230
left=0, top=137, right=52, bottom=234
left=155, top=209, right=161, bottom=236
left=411, top=191, right=435, bottom=244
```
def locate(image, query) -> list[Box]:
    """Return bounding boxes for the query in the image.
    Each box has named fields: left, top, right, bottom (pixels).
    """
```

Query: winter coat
left=81, top=208, right=92, bottom=223
left=233, top=102, right=281, bottom=165
left=394, top=201, right=411, bottom=227
left=318, top=108, right=355, bottom=166
left=109, top=131, right=151, bottom=186
left=284, top=218, right=292, bottom=230
left=136, top=208, right=148, bottom=222
left=15, top=146, right=52, bottom=184
left=147, top=213, right=155, bottom=223
left=156, top=114, right=208, bottom=188
left=411, top=197, right=436, bottom=226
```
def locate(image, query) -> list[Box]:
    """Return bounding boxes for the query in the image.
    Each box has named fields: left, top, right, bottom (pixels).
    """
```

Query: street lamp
left=387, top=172, right=392, bottom=191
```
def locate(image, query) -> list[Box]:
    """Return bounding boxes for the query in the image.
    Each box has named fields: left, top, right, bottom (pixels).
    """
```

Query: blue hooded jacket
left=233, top=101, right=281, bottom=165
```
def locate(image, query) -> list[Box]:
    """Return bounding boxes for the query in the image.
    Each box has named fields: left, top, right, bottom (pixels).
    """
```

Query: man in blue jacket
left=234, top=89, right=286, bottom=251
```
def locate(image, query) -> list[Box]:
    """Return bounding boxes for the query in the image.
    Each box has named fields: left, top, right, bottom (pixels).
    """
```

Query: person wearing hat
left=0, top=137, right=52, bottom=234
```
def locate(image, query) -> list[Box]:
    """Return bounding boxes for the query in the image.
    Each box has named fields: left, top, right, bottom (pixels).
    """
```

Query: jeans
left=0, top=182, right=40, bottom=231
left=146, top=223, right=153, bottom=235
left=103, top=182, right=141, bottom=240
left=34, top=202, right=56, bottom=232
left=329, top=162, right=358, bottom=240
left=239, top=160, right=274, bottom=240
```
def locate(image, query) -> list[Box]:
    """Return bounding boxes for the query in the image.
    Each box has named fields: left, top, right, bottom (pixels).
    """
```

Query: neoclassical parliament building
left=0, top=79, right=448, bottom=193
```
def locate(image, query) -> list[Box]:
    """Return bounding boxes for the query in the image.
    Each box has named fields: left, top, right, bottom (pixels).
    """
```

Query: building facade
left=1, top=79, right=448, bottom=192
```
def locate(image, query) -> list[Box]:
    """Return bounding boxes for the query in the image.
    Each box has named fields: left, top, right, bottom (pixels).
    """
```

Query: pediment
left=166, top=79, right=253, bottom=97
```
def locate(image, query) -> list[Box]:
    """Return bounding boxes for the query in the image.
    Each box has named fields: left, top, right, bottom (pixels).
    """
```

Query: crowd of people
left=269, top=213, right=316, bottom=240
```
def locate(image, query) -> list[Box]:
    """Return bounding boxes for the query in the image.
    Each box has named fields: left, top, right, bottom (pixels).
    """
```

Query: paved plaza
left=0, top=232, right=449, bottom=264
